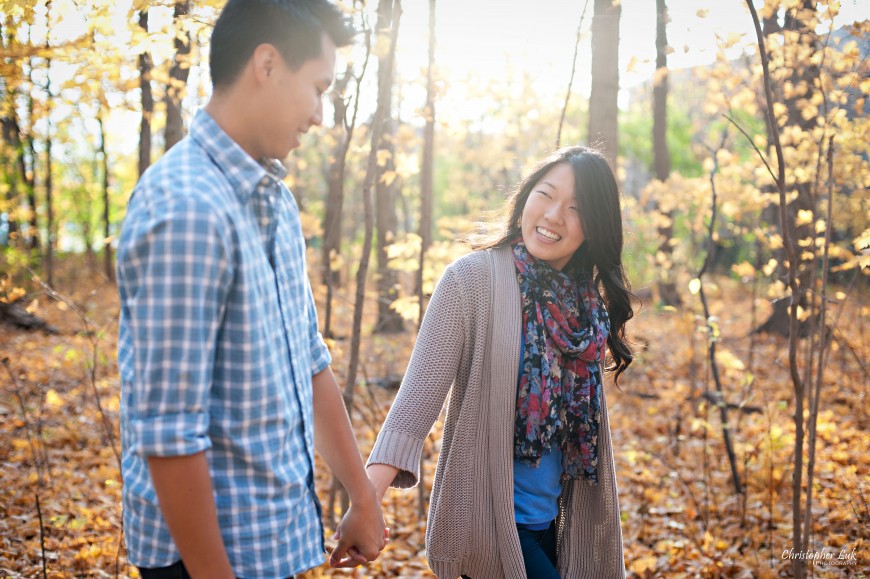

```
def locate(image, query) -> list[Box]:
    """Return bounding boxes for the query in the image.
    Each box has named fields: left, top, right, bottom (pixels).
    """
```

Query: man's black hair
left=210, top=0, right=355, bottom=88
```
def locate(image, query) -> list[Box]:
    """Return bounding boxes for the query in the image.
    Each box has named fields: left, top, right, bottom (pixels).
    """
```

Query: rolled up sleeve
left=306, top=279, right=332, bottom=376
left=119, top=196, right=233, bottom=458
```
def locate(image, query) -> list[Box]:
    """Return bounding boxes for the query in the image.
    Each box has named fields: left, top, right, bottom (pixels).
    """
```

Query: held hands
left=330, top=522, right=391, bottom=568
left=329, top=487, right=388, bottom=568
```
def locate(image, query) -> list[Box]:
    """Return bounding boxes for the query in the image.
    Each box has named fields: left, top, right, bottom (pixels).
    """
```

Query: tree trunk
left=98, top=105, right=113, bottom=281
left=416, top=0, right=436, bottom=324
left=374, top=0, right=404, bottom=334
left=44, top=55, right=54, bottom=287
left=1, top=116, right=18, bottom=243
left=652, top=0, right=670, bottom=182
left=19, top=19, right=39, bottom=251
left=588, top=0, right=620, bottom=168
left=25, top=87, right=39, bottom=251
left=322, top=64, right=353, bottom=308
left=164, top=0, right=191, bottom=152
left=2, top=118, right=20, bottom=246
left=138, top=9, right=153, bottom=178
left=323, top=22, right=373, bottom=339
left=84, top=155, right=95, bottom=267
left=653, top=0, right=680, bottom=307
left=0, top=16, right=19, bottom=245
left=756, top=1, right=818, bottom=336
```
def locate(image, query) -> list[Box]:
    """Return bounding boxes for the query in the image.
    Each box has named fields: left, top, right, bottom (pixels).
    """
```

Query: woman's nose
left=545, top=202, right=565, bottom=223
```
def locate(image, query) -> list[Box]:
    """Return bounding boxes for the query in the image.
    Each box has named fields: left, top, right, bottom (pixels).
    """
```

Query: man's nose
left=311, top=100, right=324, bottom=127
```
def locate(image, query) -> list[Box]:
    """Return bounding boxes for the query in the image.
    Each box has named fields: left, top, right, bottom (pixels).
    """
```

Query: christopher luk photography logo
left=781, top=544, right=861, bottom=568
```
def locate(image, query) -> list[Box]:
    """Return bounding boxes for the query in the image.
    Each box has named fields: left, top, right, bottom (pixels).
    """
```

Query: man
left=116, top=1, right=385, bottom=577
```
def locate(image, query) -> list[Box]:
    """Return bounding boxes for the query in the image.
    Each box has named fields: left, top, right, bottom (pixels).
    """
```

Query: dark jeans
left=462, top=520, right=560, bottom=579
left=138, top=560, right=294, bottom=579
left=138, top=561, right=192, bottom=579
left=517, top=521, right=560, bottom=579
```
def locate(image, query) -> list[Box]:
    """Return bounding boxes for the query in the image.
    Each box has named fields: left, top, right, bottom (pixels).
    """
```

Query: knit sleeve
left=367, top=264, right=467, bottom=488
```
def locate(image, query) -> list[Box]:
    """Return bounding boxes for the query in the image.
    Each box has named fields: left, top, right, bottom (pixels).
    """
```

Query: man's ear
left=251, top=43, right=279, bottom=83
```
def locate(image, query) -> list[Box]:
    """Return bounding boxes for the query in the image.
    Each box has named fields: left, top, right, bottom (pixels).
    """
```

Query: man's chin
left=285, top=135, right=302, bottom=154
left=271, top=144, right=296, bottom=160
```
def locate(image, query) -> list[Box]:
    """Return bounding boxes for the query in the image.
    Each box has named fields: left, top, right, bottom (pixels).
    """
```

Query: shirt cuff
left=131, top=411, right=212, bottom=457
left=310, top=337, right=332, bottom=375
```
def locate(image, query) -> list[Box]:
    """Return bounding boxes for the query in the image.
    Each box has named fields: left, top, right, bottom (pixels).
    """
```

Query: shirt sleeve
left=306, top=277, right=332, bottom=375
left=118, top=194, right=233, bottom=458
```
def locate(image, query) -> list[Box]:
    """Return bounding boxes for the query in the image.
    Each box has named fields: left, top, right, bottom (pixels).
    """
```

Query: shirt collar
left=189, top=109, right=288, bottom=204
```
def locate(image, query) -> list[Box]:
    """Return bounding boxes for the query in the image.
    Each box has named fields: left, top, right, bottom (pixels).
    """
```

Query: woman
left=365, top=146, right=634, bottom=578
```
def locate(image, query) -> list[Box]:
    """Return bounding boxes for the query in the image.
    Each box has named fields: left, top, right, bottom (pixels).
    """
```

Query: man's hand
left=329, top=493, right=388, bottom=567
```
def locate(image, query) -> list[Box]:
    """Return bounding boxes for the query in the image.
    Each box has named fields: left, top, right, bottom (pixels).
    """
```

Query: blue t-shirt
left=513, top=339, right=562, bottom=529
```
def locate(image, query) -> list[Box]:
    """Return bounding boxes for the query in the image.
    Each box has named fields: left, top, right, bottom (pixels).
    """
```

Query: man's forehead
left=318, top=34, right=337, bottom=85
left=319, top=32, right=337, bottom=68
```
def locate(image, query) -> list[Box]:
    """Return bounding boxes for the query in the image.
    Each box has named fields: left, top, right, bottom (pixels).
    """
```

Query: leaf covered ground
left=1, top=257, right=867, bottom=577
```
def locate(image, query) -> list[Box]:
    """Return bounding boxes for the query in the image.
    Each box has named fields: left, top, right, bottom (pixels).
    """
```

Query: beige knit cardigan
left=368, top=246, right=626, bottom=579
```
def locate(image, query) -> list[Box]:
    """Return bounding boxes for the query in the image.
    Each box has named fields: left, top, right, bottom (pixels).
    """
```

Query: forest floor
left=1, top=255, right=867, bottom=578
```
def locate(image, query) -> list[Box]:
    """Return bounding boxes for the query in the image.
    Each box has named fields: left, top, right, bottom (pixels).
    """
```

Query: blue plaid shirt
left=117, top=110, right=331, bottom=577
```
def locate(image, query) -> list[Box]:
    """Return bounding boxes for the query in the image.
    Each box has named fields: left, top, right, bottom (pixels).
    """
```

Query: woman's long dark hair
left=475, top=145, right=635, bottom=382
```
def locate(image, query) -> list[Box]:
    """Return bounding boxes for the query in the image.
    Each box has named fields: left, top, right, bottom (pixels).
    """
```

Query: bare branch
left=723, top=113, right=777, bottom=185
left=696, top=128, right=742, bottom=496
left=556, top=0, right=590, bottom=147
left=35, top=493, right=47, bottom=579
left=28, top=272, right=122, bottom=469
left=803, top=136, right=836, bottom=550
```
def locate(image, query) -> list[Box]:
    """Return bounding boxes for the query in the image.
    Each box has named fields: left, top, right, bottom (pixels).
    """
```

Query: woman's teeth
left=537, top=227, right=561, bottom=241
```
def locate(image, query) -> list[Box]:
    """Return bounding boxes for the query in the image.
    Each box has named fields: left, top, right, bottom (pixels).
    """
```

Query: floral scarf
left=512, top=240, right=610, bottom=484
